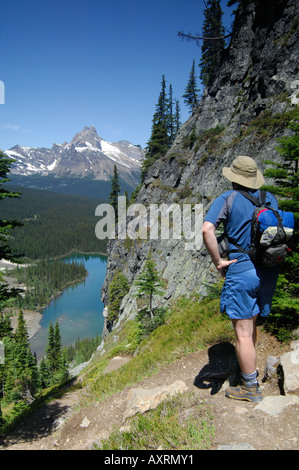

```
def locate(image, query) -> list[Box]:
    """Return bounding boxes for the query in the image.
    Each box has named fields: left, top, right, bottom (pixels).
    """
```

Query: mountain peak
left=81, top=125, right=99, bottom=136
left=6, top=127, right=143, bottom=184
left=84, top=125, right=97, bottom=132
left=71, top=126, right=102, bottom=146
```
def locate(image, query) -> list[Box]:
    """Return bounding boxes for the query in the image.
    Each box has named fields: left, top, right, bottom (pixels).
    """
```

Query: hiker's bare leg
left=232, top=315, right=258, bottom=374
left=226, top=314, right=262, bottom=402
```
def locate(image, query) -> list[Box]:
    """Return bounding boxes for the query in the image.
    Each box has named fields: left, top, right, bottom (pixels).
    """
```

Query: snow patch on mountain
left=5, top=126, right=143, bottom=184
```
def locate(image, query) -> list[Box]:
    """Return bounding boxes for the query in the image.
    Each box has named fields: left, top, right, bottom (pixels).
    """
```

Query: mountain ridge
left=5, top=126, right=143, bottom=186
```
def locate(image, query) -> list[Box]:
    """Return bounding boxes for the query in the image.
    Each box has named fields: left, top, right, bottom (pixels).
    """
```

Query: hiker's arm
left=202, top=221, right=237, bottom=278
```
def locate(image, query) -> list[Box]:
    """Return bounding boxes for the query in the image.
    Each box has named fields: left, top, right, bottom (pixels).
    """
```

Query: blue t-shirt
left=204, top=189, right=279, bottom=271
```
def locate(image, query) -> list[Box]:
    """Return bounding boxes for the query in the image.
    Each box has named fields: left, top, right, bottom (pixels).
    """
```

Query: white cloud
left=3, top=123, right=28, bottom=132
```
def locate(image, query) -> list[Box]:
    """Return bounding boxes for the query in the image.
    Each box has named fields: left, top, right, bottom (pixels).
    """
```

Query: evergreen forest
left=0, top=185, right=107, bottom=260
left=0, top=313, right=70, bottom=419
left=11, top=260, right=87, bottom=310
left=64, top=334, right=102, bottom=365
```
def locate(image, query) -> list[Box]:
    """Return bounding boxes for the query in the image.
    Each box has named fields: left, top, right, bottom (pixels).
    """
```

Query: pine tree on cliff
left=174, top=99, right=182, bottom=136
left=109, top=164, right=120, bottom=219
left=142, top=76, right=181, bottom=182
left=107, top=270, right=129, bottom=327
left=183, top=59, right=199, bottom=112
left=200, top=0, right=226, bottom=87
left=134, top=253, right=164, bottom=319
left=146, top=77, right=168, bottom=148
left=178, top=0, right=227, bottom=88
left=168, top=84, right=175, bottom=146
left=142, top=76, right=169, bottom=181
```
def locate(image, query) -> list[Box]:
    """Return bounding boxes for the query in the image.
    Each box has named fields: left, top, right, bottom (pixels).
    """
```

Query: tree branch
left=178, top=31, right=232, bottom=42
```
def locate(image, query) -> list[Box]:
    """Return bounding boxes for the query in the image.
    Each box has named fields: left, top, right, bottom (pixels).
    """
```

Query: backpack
left=219, top=189, right=295, bottom=267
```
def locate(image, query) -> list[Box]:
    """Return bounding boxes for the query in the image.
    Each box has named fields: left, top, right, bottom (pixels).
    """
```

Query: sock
left=241, top=370, right=258, bottom=387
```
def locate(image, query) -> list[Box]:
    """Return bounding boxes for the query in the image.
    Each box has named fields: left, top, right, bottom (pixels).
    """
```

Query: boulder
left=280, top=341, right=299, bottom=394
left=123, top=380, right=188, bottom=422
left=254, top=395, right=299, bottom=417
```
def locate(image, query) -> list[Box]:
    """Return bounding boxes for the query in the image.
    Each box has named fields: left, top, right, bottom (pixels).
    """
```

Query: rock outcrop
left=101, top=0, right=299, bottom=334
left=280, top=340, right=299, bottom=394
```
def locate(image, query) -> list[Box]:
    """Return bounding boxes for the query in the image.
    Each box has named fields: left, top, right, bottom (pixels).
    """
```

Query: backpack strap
left=226, top=189, right=266, bottom=255
left=259, top=189, right=267, bottom=205
left=235, top=189, right=267, bottom=207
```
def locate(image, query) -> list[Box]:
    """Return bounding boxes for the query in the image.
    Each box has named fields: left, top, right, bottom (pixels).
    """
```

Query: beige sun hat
left=222, top=155, right=265, bottom=189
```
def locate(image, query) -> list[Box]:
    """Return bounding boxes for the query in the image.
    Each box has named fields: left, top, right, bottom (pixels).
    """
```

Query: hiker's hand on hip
left=216, top=258, right=237, bottom=279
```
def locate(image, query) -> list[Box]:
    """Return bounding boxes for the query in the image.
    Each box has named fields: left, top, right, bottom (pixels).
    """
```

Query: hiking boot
left=225, top=381, right=263, bottom=402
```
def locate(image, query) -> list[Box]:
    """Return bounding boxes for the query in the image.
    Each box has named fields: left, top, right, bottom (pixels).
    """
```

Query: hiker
left=202, top=156, right=280, bottom=402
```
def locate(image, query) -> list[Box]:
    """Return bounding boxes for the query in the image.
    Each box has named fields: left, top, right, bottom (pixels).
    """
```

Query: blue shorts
left=220, top=257, right=279, bottom=320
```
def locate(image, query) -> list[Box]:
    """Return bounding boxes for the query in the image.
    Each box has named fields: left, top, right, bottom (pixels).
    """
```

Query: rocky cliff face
left=101, top=0, right=299, bottom=334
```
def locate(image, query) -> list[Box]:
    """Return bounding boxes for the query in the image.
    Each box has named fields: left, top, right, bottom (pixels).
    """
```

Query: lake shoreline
left=29, top=253, right=107, bottom=359
left=2, top=251, right=107, bottom=342
left=3, top=259, right=89, bottom=339
left=43, top=249, right=108, bottom=262
left=10, top=309, right=43, bottom=339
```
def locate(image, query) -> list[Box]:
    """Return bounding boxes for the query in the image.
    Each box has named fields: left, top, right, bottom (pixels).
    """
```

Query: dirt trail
left=1, top=329, right=298, bottom=451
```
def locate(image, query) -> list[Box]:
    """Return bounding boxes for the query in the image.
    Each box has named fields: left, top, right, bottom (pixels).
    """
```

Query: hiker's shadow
left=194, top=342, right=239, bottom=395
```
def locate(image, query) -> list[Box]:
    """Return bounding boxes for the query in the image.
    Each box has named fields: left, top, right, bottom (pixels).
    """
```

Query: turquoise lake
left=30, top=253, right=107, bottom=359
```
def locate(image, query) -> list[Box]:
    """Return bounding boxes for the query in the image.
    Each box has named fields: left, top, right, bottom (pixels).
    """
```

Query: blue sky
left=0, top=0, right=234, bottom=151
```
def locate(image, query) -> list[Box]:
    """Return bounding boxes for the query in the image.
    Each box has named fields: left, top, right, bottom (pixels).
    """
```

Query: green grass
left=82, top=293, right=231, bottom=450
left=1, top=292, right=232, bottom=440
left=95, top=392, right=215, bottom=450
left=81, top=294, right=233, bottom=403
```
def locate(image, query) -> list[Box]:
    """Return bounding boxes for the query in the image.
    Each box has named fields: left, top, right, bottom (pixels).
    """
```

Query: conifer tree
left=14, top=310, right=29, bottom=368
left=107, top=270, right=129, bottom=326
left=3, top=310, right=39, bottom=402
left=134, top=253, right=164, bottom=319
left=200, top=0, right=226, bottom=87
left=0, top=311, right=13, bottom=339
left=124, top=190, right=129, bottom=206
left=46, top=322, right=56, bottom=373
left=39, top=356, right=50, bottom=388
left=57, top=349, right=69, bottom=382
left=0, top=151, right=22, bottom=308
left=168, top=84, right=175, bottom=146
left=109, top=165, right=120, bottom=219
left=54, top=320, right=62, bottom=364
left=174, top=100, right=182, bottom=137
left=145, top=75, right=169, bottom=159
left=44, top=321, right=69, bottom=384
left=24, top=350, right=39, bottom=398
left=183, top=60, right=199, bottom=112
left=142, top=76, right=181, bottom=181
